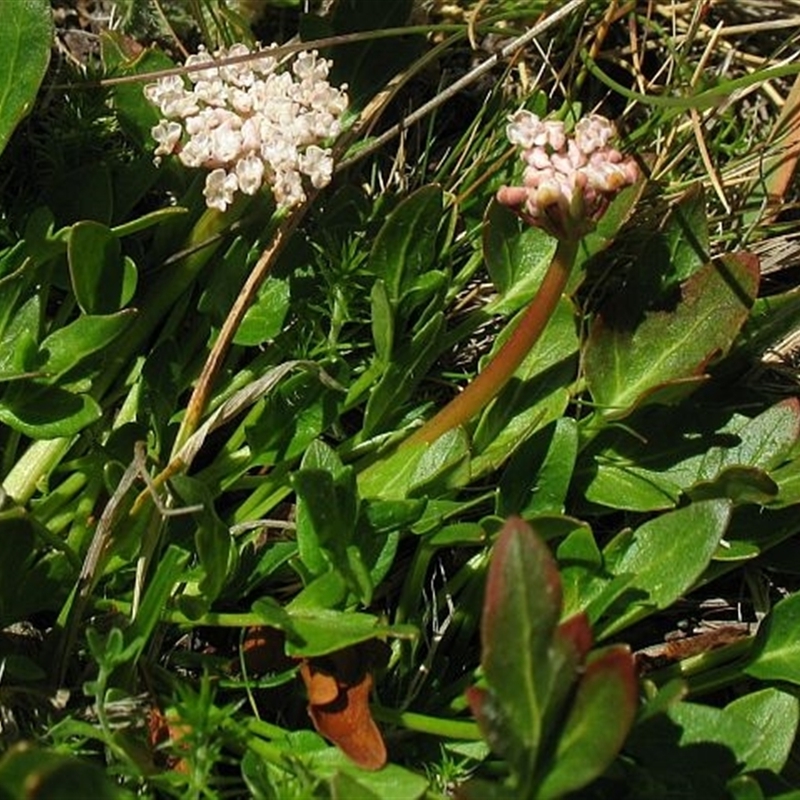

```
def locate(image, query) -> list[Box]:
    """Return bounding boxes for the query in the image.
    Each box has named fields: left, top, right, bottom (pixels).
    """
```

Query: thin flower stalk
left=406, top=111, right=638, bottom=446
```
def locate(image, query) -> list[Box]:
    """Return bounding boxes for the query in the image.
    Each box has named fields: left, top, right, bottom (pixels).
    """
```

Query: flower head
left=497, top=110, right=639, bottom=240
left=144, top=44, right=348, bottom=211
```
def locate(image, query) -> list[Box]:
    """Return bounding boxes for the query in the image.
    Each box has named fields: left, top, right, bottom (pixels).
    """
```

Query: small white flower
left=151, top=121, right=183, bottom=155
left=236, top=153, right=265, bottom=195
left=299, top=145, right=333, bottom=188
left=203, top=168, right=239, bottom=211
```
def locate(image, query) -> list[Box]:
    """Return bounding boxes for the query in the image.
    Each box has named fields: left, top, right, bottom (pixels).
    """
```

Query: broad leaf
left=581, top=399, right=800, bottom=511
left=0, top=383, right=102, bottom=438
left=67, top=221, right=136, bottom=314
left=38, top=311, right=136, bottom=381
left=0, top=0, right=52, bottom=156
left=483, top=201, right=556, bottom=315
left=585, top=254, right=759, bottom=420
left=366, top=185, right=443, bottom=304
left=251, top=599, right=416, bottom=658
left=599, top=499, right=732, bottom=637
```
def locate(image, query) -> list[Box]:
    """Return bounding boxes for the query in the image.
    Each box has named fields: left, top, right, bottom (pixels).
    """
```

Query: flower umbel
left=497, top=111, right=639, bottom=240
left=144, top=44, right=348, bottom=211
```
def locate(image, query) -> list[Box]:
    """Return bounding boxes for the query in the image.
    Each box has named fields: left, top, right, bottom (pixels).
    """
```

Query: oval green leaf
left=585, top=254, right=759, bottom=420
left=0, top=0, right=52, bottom=157
left=67, top=221, right=131, bottom=314
left=600, top=499, right=732, bottom=637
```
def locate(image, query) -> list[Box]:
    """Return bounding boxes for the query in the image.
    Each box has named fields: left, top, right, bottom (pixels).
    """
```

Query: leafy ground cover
left=2, top=0, right=800, bottom=797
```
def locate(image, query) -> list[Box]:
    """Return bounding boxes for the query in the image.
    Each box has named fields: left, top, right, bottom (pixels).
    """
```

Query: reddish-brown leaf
left=299, top=643, right=388, bottom=771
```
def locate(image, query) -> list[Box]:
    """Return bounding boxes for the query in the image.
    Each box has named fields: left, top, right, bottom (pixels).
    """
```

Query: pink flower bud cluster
left=497, top=110, right=639, bottom=240
left=144, top=44, right=348, bottom=211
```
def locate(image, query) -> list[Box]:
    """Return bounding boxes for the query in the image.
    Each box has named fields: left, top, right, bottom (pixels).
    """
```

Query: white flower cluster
left=144, top=44, right=348, bottom=211
left=497, top=110, right=639, bottom=239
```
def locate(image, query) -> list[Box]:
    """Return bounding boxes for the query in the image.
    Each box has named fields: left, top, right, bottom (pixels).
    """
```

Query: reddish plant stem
left=404, top=237, right=578, bottom=447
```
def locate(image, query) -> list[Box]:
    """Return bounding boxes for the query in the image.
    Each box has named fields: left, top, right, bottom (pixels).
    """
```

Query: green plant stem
left=405, top=237, right=578, bottom=446
left=371, top=705, right=481, bottom=740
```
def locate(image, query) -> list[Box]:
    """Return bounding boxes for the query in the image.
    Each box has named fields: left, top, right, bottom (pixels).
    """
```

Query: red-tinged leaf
left=584, top=252, right=760, bottom=420
left=554, top=612, right=593, bottom=659
left=480, top=517, right=563, bottom=768
left=537, top=645, right=638, bottom=799
left=300, top=643, right=389, bottom=771
left=541, top=613, right=594, bottom=732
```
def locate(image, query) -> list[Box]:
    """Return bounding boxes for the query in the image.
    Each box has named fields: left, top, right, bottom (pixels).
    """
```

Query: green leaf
left=479, top=517, right=563, bottom=781
left=357, top=429, right=469, bottom=501
left=0, top=382, right=102, bottom=438
left=170, top=476, right=232, bottom=614
left=362, top=311, right=444, bottom=436
left=662, top=184, right=711, bottom=281
left=234, top=277, right=291, bottom=346
left=101, top=32, right=176, bottom=150
left=483, top=201, right=557, bottom=315
left=367, top=185, right=443, bottom=303
left=0, top=0, right=52, bottom=157
left=724, top=689, right=799, bottom=773
left=67, top=221, right=136, bottom=314
left=471, top=298, right=578, bottom=476
left=0, top=294, right=40, bottom=380
left=498, top=418, right=578, bottom=517
left=746, top=592, right=800, bottom=684
left=600, top=499, right=732, bottom=637
left=293, top=441, right=359, bottom=581
left=370, top=279, right=394, bottom=362
left=38, top=311, right=136, bottom=381
left=581, top=400, right=800, bottom=511
left=584, top=254, right=759, bottom=420
left=537, top=645, right=637, bottom=799
left=251, top=599, right=416, bottom=657
left=309, top=748, right=428, bottom=800
left=126, top=546, right=189, bottom=663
